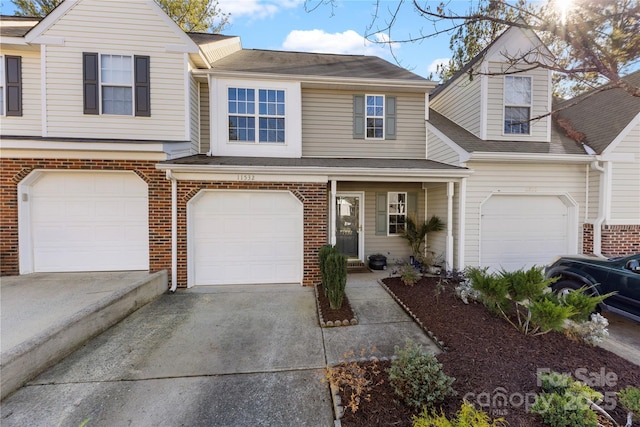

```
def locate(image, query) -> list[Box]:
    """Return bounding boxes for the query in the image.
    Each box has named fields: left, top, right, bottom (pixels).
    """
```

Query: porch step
left=347, top=261, right=370, bottom=274
left=0, top=270, right=168, bottom=401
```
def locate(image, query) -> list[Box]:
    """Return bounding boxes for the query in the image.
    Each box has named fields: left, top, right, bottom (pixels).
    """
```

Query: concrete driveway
left=1, top=284, right=333, bottom=427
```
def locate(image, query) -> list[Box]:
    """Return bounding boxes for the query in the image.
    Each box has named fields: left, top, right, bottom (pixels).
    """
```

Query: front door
left=335, top=193, right=363, bottom=260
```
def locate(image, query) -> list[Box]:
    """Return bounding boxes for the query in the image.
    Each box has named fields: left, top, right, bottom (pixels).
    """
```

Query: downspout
left=446, top=182, right=454, bottom=270
left=590, top=160, right=608, bottom=257
left=166, top=169, right=178, bottom=292
left=330, top=180, right=337, bottom=246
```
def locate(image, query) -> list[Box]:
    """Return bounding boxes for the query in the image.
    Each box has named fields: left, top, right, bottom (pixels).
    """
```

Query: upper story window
left=504, top=76, right=531, bottom=135
left=228, top=87, right=285, bottom=143
left=387, top=191, right=407, bottom=235
left=1, top=55, right=23, bottom=117
left=353, top=94, right=396, bottom=140
left=83, top=52, right=150, bottom=117
left=366, top=94, right=385, bottom=139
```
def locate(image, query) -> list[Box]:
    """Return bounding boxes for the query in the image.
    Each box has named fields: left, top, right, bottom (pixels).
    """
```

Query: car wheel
left=551, top=279, right=582, bottom=297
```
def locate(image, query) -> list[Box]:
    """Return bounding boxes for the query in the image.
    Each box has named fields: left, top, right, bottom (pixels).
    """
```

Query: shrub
left=324, top=348, right=383, bottom=413
left=388, top=340, right=456, bottom=409
left=400, top=263, right=421, bottom=287
left=324, top=250, right=347, bottom=309
left=528, top=294, right=576, bottom=334
left=500, top=266, right=556, bottom=302
left=318, top=244, right=336, bottom=295
left=466, top=267, right=510, bottom=314
left=559, top=286, right=612, bottom=323
left=530, top=370, right=600, bottom=427
left=564, top=313, right=609, bottom=346
left=618, top=386, right=640, bottom=423
left=413, top=400, right=506, bottom=427
left=454, top=279, right=481, bottom=304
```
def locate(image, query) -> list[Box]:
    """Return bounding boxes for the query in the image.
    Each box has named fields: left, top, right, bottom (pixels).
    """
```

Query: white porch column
left=330, top=180, right=337, bottom=246
left=457, top=178, right=467, bottom=270
left=446, top=181, right=454, bottom=270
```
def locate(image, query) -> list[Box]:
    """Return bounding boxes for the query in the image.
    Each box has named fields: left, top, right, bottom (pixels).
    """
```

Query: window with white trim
left=228, top=87, right=285, bottom=143
left=366, top=94, right=384, bottom=139
left=101, top=54, right=132, bottom=115
left=504, top=76, right=531, bottom=134
left=388, top=191, right=407, bottom=235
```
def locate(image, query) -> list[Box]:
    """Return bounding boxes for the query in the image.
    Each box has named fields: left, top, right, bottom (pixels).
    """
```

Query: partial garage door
left=189, top=190, right=303, bottom=286
left=28, top=171, right=149, bottom=272
left=481, top=195, right=571, bottom=271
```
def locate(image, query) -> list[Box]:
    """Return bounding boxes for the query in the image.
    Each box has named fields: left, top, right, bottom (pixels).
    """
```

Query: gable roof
left=208, top=48, right=428, bottom=82
left=429, top=109, right=585, bottom=155
left=553, top=70, right=640, bottom=154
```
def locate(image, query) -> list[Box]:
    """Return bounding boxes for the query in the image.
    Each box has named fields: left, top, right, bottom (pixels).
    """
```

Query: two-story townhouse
left=1, top=0, right=471, bottom=289
left=0, top=0, right=212, bottom=279
left=426, top=25, right=639, bottom=271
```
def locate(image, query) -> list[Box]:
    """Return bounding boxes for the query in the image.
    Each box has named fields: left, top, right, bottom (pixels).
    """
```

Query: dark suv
left=545, top=253, right=640, bottom=323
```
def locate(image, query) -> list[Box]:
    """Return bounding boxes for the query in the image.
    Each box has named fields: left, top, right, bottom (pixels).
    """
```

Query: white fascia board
left=426, top=121, right=472, bottom=163
left=469, top=152, right=593, bottom=163
left=1, top=138, right=189, bottom=156
left=28, top=36, right=64, bottom=45
left=0, top=37, right=28, bottom=45
left=192, top=69, right=435, bottom=91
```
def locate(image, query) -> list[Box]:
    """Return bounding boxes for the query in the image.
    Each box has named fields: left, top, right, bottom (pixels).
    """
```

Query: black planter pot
left=368, top=254, right=387, bottom=270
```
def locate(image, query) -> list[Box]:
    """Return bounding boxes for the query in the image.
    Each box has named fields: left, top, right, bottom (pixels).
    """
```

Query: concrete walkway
left=0, top=271, right=437, bottom=427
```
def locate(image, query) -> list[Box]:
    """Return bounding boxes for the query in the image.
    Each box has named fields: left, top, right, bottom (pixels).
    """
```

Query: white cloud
left=427, top=57, right=450, bottom=74
left=218, top=0, right=303, bottom=21
left=281, top=29, right=393, bottom=57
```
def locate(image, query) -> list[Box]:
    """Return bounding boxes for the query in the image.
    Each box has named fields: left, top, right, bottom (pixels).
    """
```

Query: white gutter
left=166, top=169, right=178, bottom=292
left=590, top=160, right=610, bottom=258
left=469, top=152, right=593, bottom=163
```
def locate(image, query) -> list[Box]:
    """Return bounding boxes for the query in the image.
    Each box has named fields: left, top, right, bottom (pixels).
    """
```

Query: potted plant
left=400, top=215, right=445, bottom=271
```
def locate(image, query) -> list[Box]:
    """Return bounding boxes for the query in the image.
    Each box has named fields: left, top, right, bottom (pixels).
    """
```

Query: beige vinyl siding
left=337, top=182, right=425, bottom=262
left=430, top=75, right=481, bottom=137
left=189, top=73, right=200, bottom=153
left=427, top=129, right=460, bottom=165
left=463, top=161, right=587, bottom=266
left=609, top=123, right=640, bottom=223
left=302, top=89, right=426, bottom=159
left=0, top=47, right=41, bottom=136
left=485, top=63, right=550, bottom=142
left=199, top=38, right=242, bottom=64
left=199, top=80, right=210, bottom=154
left=424, top=183, right=453, bottom=267
left=41, top=0, right=189, bottom=141
left=587, top=164, right=600, bottom=222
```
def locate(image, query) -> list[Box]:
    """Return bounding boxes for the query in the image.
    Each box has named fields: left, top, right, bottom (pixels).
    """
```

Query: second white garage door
left=189, top=190, right=303, bottom=286
left=480, top=195, right=574, bottom=272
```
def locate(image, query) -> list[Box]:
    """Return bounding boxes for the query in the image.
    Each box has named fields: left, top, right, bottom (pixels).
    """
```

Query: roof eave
left=468, top=152, right=592, bottom=163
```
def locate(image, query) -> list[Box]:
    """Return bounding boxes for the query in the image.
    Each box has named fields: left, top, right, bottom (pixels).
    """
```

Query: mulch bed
left=337, top=276, right=640, bottom=426
left=315, top=283, right=358, bottom=327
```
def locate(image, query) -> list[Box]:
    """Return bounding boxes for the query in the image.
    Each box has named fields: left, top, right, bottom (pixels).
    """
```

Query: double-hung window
left=83, top=52, right=150, bottom=116
left=504, top=76, right=531, bottom=135
left=387, top=192, right=407, bottom=235
left=353, top=94, right=396, bottom=140
left=228, top=87, right=285, bottom=143
left=366, top=94, right=384, bottom=138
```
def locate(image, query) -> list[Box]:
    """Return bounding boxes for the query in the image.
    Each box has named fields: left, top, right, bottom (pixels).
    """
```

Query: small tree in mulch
left=319, top=245, right=347, bottom=309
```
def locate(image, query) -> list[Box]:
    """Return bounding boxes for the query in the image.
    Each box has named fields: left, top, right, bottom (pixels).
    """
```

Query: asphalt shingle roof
left=208, top=49, right=429, bottom=81
left=0, top=15, right=39, bottom=37
left=554, top=70, right=640, bottom=154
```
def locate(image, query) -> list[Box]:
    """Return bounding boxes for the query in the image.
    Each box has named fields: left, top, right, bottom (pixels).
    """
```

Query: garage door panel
left=190, top=191, right=303, bottom=285
left=29, top=172, right=149, bottom=272
left=481, top=195, right=570, bottom=272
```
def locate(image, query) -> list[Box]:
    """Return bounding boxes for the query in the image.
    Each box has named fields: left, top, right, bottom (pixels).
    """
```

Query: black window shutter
left=386, top=96, right=396, bottom=140
left=83, top=52, right=99, bottom=115
left=134, top=55, right=150, bottom=117
left=353, top=95, right=365, bottom=139
left=5, top=56, right=22, bottom=116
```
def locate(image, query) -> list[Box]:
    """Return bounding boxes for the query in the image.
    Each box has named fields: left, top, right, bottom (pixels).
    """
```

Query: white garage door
left=28, top=171, right=149, bottom=272
left=189, top=190, right=303, bottom=286
left=481, top=195, right=570, bottom=271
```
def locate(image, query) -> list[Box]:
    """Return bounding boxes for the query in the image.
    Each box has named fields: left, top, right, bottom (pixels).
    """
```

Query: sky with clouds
left=1, top=0, right=470, bottom=80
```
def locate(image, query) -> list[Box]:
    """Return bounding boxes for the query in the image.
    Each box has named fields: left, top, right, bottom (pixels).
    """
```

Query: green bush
left=324, top=250, right=347, bottom=309
left=618, top=386, right=640, bottom=419
left=528, top=294, right=576, bottom=334
left=530, top=371, right=600, bottom=427
left=500, top=266, right=556, bottom=302
left=413, top=400, right=506, bottom=427
left=559, top=286, right=612, bottom=322
left=318, top=244, right=336, bottom=295
left=388, top=340, right=456, bottom=409
left=400, top=263, right=421, bottom=287
left=466, top=267, right=510, bottom=314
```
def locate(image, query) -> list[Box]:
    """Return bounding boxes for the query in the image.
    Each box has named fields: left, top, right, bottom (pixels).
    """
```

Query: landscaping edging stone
left=378, top=278, right=449, bottom=351
left=314, top=283, right=358, bottom=328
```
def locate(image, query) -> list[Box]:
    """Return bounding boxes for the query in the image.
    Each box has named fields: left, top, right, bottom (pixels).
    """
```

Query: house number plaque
left=237, top=174, right=256, bottom=181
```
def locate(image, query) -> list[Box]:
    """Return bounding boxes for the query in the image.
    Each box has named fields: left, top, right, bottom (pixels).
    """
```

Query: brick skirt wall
left=0, top=158, right=171, bottom=278
left=583, top=223, right=640, bottom=257
left=176, top=181, right=328, bottom=287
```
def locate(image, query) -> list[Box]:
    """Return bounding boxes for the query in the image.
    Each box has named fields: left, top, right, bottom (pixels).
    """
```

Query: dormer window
left=504, top=76, right=531, bottom=135
left=228, top=87, right=285, bottom=143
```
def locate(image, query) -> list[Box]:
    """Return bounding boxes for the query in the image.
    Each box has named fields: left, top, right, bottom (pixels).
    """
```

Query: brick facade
left=582, top=223, right=640, bottom=257
left=176, top=181, right=327, bottom=287
left=0, top=158, right=327, bottom=288
left=0, top=158, right=172, bottom=279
